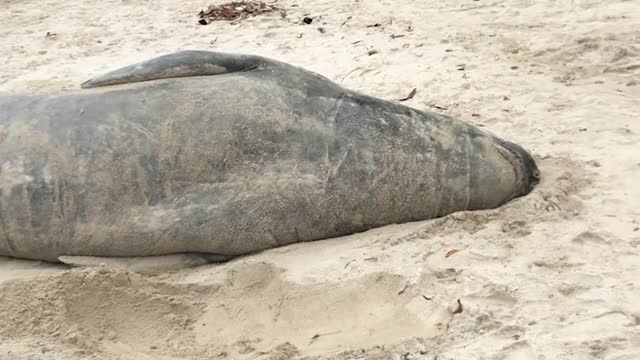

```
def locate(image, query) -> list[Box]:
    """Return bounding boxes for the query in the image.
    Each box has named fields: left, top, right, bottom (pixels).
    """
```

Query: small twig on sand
left=426, top=103, right=448, bottom=111
left=340, top=67, right=361, bottom=82
left=309, top=331, right=342, bottom=345
left=445, top=248, right=461, bottom=258
left=398, top=88, right=417, bottom=102
left=397, top=282, right=409, bottom=295
left=452, top=299, right=463, bottom=314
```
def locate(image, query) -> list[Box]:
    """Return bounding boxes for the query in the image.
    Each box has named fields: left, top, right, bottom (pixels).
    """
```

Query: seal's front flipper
left=81, top=50, right=270, bottom=89
left=58, top=253, right=233, bottom=275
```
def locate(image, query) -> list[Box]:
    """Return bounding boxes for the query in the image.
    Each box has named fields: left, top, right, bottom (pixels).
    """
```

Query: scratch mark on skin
left=464, top=129, right=472, bottom=210
left=323, top=143, right=330, bottom=182
left=21, top=182, right=35, bottom=240
left=0, top=198, right=17, bottom=256
left=329, top=94, right=345, bottom=127
left=368, top=155, right=391, bottom=192
left=324, top=94, right=348, bottom=188
left=125, top=121, right=158, bottom=144
left=329, top=147, right=350, bottom=181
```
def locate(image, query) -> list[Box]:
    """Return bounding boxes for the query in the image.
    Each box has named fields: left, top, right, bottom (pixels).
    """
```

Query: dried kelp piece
left=198, top=1, right=279, bottom=24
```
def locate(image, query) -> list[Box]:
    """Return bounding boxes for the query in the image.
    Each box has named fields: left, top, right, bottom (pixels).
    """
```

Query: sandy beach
left=0, top=0, right=639, bottom=359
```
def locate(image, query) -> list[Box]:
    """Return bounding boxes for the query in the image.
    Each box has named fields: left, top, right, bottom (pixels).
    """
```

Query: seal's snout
left=496, top=138, right=540, bottom=195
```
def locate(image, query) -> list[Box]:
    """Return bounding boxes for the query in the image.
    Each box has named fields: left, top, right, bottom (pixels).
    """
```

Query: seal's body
left=0, top=51, right=539, bottom=265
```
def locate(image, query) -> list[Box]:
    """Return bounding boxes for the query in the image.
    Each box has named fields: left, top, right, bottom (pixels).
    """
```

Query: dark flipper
left=58, top=253, right=233, bottom=274
left=81, top=50, right=270, bottom=89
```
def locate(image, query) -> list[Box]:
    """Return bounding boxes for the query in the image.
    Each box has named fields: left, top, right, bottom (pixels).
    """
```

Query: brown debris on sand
left=198, top=1, right=279, bottom=24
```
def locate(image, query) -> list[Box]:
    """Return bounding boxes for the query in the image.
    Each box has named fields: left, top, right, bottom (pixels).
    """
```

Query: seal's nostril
left=528, top=168, right=541, bottom=192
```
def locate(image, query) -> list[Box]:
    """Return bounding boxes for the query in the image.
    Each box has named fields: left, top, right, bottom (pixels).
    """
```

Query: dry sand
left=1, top=0, right=639, bottom=359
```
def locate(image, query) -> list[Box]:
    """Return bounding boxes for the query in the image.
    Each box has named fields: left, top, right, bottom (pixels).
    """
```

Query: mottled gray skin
left=0, top=51, right=540, bottom=263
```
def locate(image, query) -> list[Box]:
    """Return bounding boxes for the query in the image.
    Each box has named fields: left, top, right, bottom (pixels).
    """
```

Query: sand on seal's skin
left=1, top=0, right=639, bottom=359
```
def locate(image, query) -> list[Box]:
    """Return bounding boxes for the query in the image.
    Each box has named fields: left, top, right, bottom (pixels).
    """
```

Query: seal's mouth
left=493, top=137, right=541, bottom=196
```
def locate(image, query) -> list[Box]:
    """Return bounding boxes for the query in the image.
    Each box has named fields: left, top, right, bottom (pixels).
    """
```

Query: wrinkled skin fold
left=0, top=51, right=540, bottom=263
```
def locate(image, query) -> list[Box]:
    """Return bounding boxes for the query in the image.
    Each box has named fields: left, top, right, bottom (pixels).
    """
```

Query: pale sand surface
left=0, top=0, right=639, bottom=359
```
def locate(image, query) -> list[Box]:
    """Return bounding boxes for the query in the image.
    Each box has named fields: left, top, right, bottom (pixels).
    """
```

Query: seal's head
left=493, top=137, right=541, bottom=196
left=464, top=133, right=540, bottom=210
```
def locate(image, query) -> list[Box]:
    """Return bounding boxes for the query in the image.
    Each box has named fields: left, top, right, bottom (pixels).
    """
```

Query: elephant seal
left=0, top=50, right=540, bottom=270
